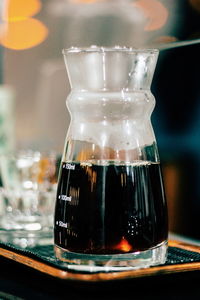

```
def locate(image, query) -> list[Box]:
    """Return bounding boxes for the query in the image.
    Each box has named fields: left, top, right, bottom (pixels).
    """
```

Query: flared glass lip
left=62, top=46, right=159, bottom=55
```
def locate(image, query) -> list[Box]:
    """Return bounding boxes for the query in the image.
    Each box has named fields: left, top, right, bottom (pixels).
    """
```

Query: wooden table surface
left=0, top=238, right=200, bottom=299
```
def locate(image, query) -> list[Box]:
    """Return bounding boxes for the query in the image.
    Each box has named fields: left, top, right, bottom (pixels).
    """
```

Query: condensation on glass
left=54, top=46, right=168, bottom=272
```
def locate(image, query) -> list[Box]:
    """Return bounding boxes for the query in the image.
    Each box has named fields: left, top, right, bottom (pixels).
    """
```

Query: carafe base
left=54, top=240, right=168, bottom=272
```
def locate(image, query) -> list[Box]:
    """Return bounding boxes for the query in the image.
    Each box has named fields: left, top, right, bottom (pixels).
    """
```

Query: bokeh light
left=2, top=0, right=42, bottom=21
left=0, top=18, right=48, bottom=50
left=134, top=0, right=169, bottom=31
left=0, top=0, right=48, bottom=50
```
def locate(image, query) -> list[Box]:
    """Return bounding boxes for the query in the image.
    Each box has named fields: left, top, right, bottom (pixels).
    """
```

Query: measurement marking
left=58, top=221, right=68, bottom=228
left=58, top=195, right=72, bottom=201
left=63, top=163, right=75, bottom=170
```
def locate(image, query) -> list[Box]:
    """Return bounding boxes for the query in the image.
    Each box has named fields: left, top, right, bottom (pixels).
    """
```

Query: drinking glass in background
left=0, top=150, right=60, bottom=247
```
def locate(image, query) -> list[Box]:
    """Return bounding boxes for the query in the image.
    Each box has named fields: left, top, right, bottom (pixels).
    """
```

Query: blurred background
left=0, top=0, right=200, bottom=239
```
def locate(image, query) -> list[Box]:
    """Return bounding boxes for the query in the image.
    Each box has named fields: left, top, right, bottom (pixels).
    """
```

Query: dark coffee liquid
left=54, top=161, right=168, bottom=254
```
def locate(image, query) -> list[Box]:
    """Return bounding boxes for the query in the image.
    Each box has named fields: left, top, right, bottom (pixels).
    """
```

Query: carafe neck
left=63, top=47, right=158, bottom=92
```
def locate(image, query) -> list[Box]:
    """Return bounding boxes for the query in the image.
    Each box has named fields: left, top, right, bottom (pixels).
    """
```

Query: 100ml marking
left=58, top=195, right=72, bottom=201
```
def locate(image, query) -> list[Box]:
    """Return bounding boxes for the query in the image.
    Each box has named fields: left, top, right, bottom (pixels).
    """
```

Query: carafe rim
left=62, top=46, right=159, bottom=55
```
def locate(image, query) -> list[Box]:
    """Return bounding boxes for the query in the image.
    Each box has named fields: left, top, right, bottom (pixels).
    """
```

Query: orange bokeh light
left=0, top=18, right=48, bottom=50
left=0, top=0, right=48, bottom=50
left=3, top=0, right=42, bottom=21
left=134, top=0, right=169, bottom=31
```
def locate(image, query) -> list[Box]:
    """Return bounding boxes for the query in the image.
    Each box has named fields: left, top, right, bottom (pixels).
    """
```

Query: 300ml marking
left=63, top=163, right=75, bottom=170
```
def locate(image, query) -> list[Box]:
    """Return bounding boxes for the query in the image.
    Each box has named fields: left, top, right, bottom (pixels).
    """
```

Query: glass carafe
left=54, top=46, right=168, bottom=271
